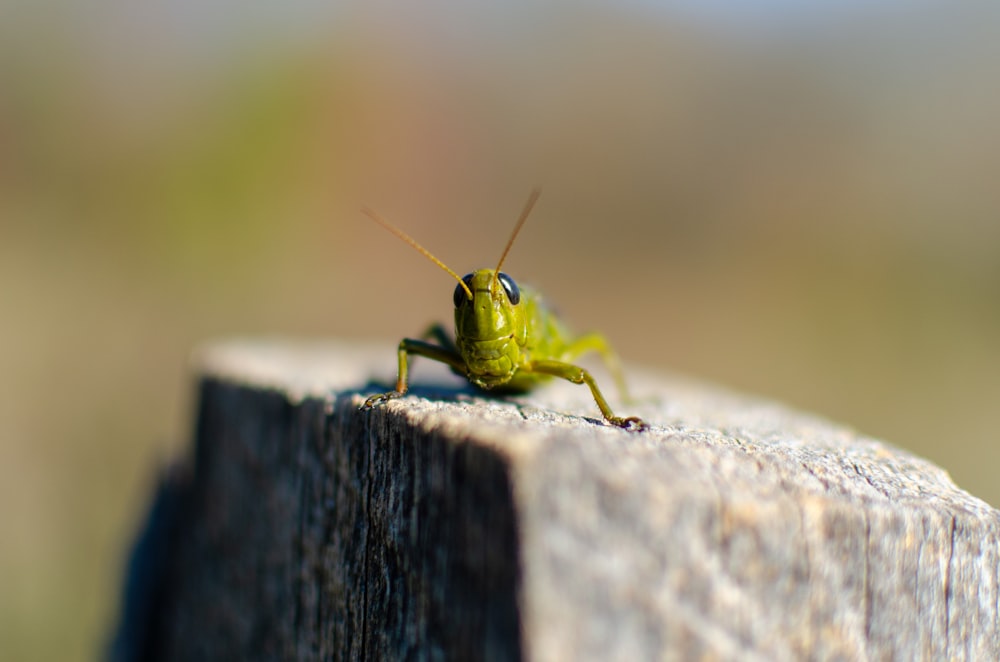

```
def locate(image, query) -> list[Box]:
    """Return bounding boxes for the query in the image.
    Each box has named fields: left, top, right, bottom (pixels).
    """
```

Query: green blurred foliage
left=1, top=2, right=998, bottom=659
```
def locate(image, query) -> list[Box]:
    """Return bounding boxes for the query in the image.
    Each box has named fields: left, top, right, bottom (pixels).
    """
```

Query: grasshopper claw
left=610, top=416, right=648, bottom=432
left=361, top=391, right=404, bottom=410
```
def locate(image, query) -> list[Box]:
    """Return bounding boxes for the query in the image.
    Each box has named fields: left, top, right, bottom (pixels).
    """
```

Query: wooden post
left=109, top=340, right=1000, bottom=660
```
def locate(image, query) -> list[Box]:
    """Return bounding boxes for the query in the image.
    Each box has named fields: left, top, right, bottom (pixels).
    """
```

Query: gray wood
left=110, top=339, right=1000, bottom=661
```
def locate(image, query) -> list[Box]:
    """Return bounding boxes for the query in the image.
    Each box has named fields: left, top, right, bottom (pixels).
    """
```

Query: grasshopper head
left=453, top=269, right=525, bottom=342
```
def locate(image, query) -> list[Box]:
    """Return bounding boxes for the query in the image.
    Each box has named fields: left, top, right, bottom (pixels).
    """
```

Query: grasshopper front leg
left=525, top=359, right=647, bottom=431
left=361, top=337, right=467, bottom=409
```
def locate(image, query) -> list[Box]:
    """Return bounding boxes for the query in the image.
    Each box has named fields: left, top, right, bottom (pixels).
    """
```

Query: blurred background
left=2, top=0, right=998, bottom=658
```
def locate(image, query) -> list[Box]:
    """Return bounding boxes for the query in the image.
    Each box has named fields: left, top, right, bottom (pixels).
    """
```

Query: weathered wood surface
left=111, top=339, right=1000, bottom=661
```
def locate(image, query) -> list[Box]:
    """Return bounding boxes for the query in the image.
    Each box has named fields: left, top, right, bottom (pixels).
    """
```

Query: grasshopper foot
left=361, top=391, right=405, bottom=410
left=608, top=415, right=648, bottom=432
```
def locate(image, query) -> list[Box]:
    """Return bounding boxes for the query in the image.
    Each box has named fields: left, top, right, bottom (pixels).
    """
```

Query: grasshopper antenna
left=362, top=206, right=473, bottom=300
left=492, top=188, right=541, bottom=295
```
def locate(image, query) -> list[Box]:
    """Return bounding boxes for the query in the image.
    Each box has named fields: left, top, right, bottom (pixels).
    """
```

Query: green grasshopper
left=360, top=190, right=647, bottom=431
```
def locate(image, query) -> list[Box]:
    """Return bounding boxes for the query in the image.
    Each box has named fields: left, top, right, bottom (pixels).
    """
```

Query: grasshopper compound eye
left=454, top=274, right=475, bottom=307
left=497, top=272, right=521, bottom=305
